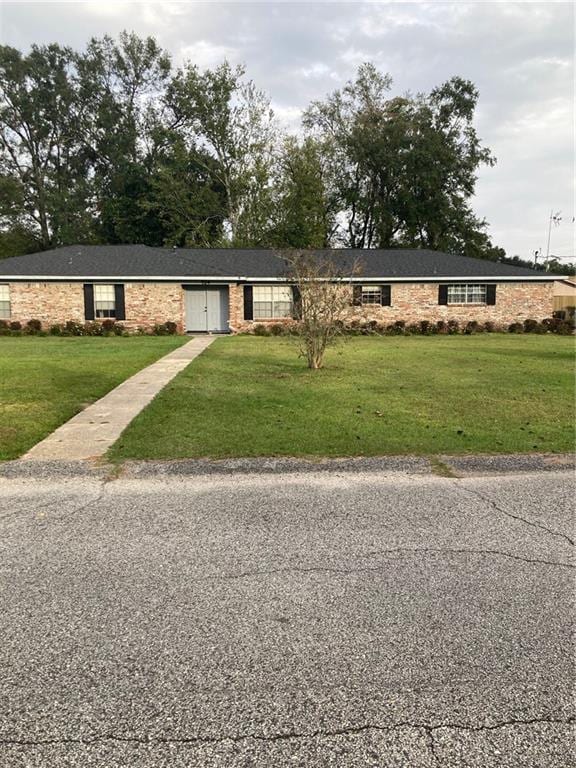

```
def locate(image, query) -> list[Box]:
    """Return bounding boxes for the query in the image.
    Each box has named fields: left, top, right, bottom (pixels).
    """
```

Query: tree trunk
left=36, top=184, right=51, bottom=249
left=31, top=156, right=51, bottom=249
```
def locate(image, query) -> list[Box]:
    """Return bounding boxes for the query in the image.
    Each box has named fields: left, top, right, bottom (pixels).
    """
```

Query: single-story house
left=0, top=245, right=559, bottom=333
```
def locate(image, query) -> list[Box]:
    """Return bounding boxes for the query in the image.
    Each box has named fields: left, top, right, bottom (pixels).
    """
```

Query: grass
left=0, top=336, right=186, bottom=460
left=109, top=335, right=575, bottom=460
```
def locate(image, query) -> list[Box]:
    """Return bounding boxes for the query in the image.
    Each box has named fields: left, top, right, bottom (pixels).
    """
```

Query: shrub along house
left=0, top=244, right=557, bottom=333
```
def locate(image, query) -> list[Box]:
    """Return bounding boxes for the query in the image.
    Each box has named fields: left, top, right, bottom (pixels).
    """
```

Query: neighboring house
left=553, top=277, right=576, bottom=317
left=0, top=245, right=558, bottom=333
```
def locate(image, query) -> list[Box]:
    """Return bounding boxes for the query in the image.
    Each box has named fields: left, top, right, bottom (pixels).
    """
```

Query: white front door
left=185, top=287, right=229, bottom=332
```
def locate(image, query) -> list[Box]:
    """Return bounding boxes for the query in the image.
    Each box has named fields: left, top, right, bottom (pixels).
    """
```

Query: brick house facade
left=229, top=281, right=555, bottom=332
left=7, top=282, right=186, bottom=331
left=0, top=245, right=558, bottom=333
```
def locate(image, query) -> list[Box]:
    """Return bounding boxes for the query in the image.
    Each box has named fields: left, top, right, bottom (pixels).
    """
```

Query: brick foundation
left=4, top=280, right=555, bottom=333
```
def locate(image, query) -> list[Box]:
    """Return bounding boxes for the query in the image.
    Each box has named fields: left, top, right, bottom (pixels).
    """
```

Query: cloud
left=271, top=104, right=302, bottom=132
left=80, top=2, right=130, bottom=19
left=0, top=0, right=573, bottom=260
left=297, top=62, right=339, bottom=80
left=180, top=40, right=238, bottom=69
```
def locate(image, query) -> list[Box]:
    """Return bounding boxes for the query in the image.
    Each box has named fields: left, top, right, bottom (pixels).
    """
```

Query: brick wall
left=9, top=282, right=85, bottom=324
left=4, top=280, right=555, bottom=333
left=341, top=282, right=555, bottom=326
left=6, top=282, right=185, bottom=331
left=231, top=281, right=555, bottom=331
left=123, top=283, right=184, bottom=331
left=229, top=283, right=244, bottom=332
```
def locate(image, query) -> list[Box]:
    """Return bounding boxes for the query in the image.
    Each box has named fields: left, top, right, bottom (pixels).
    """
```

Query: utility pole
left=545, top=210, right=562, bottom=269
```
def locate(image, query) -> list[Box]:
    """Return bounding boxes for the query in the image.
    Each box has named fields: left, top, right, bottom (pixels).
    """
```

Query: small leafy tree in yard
left=285, top=250, right=361, bottom=369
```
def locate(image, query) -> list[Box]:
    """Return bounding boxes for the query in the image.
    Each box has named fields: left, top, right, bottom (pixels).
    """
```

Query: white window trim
left=0, top=284, right=10, bottom=320
left=93, top=284, right=116, bottom=319
left=447, top=284, right=488, bottom=305
left=253, top=285, right=294, bottom=320
left=361, top=285, right=383, bottom=305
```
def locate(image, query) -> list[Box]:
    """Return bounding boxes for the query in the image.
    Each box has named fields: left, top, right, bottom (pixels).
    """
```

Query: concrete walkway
left=23, top=336, right=215, bottom=461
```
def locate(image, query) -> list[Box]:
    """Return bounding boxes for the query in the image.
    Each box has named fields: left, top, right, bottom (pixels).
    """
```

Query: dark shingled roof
left=0, top=244, right=554, bottom=280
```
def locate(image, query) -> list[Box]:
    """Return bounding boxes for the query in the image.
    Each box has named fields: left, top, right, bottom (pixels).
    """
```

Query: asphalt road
left=0, top=464, right=574, bottom=767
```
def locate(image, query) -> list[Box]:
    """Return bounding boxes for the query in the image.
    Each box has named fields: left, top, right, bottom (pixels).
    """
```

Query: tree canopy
left=0, top=32, right=539, bottom=267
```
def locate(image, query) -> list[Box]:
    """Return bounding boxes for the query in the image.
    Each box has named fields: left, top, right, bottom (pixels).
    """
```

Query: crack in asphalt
left=30, top=488, right=109, bottom=527
left=456, top=484, right=575, bottom=547
left=179, top=548, right=574, bottom=585
left=362, top=547, right=573, bottom=569
left=425, top=727, right=441, bottom=765
left=0, top=484, right=108, bottom=526
left=1, top=717, right=573, bottom=748
left=65, top=487, right=108, bottom=517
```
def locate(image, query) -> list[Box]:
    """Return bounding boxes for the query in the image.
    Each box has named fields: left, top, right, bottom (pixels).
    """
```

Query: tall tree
left=304, top=65, right=496, bottom=255
left=396, top=77, right=495, bottom=253
left=166, top=61, right=277, bottom=245
left=270, top=136, right=334, bottom=248
left=77, top=32, right=172, bottom=243
left=144, top=131, right=227, bottom=246
left=0, top=43, right=91, bottom=249
left=303, top=63, right=394, bottom=248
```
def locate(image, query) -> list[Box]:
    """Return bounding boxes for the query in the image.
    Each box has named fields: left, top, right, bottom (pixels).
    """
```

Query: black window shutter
left=486, top=284, right=496, bottom=305
left=83, top=284, right=94, bottom=320
left=381, top=285, right=391, bottom=306
left=243, top=285, right=253, bottom=320
left=292, top=285, right=302, bottom=319
left=352, top=285, right=362, bottom=306
left=438, top=285, right=448, bottom=305
left=114, top=284, right=126, bottom=320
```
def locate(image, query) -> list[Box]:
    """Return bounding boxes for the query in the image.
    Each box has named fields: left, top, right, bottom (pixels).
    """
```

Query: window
left=447, top=284, right=487, bottom=304
left=94, top=284, right=116, bottom=318
left=361, top=285, right=383, bottom=305
left=253, top=285, right=293, bottom=319
left=0, top=285, right=10, bottom=319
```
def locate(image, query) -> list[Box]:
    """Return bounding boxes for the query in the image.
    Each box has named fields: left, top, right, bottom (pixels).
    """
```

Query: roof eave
left=0, top=274, right=555, bottom=282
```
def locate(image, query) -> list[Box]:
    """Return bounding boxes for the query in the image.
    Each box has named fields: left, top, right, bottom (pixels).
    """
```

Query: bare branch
left=283, top=250, right=362, bottom=369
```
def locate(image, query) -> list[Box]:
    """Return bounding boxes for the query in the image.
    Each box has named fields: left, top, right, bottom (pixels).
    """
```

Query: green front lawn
left=0, top=336, right=186, bottom=460
left=109, top=335, right=575, bottom=459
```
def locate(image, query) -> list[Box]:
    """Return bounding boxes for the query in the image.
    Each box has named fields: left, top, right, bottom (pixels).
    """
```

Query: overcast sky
left=0, top=1, right=574, bottom=261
